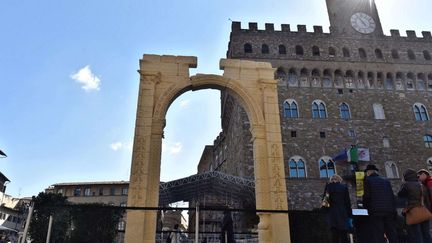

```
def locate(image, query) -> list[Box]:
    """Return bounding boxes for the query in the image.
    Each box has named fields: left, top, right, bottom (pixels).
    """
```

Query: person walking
left=169, top=224, right=180, bottom=243
left=221, top=210, right=235, bottom=243
left=325, top=174, right=352, bottom=243
left=398, top=169, right=432, bottom=243
left=363, top=164, right=399, bottom=243
left=417, top=169, right=432, bottom=209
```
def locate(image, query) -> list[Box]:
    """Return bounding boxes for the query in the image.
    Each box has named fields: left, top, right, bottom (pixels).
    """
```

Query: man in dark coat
left=363, top=164, right=399, bottom=243
left=326, top=174, right=351, bottom=243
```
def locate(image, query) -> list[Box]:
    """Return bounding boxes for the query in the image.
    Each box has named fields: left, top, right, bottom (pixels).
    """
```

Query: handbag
left=321, top=184, right=330, bottom=208
left=405, top=184, right=432, bottom=225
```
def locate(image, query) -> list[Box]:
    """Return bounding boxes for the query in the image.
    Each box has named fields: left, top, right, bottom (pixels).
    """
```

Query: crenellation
left=390, top=29, right=400, bottom=37
left=297, top=25, right=307, bottom=33
left=422, top=31, right=432, bottom=39
left=231, top=21, right=241, bottom=31
left=265, top=23, right=274, bottom=31
left=313, top=26, right=323, bottom=34
left=406, top=30, right=417, bottom=38
left=248, top=22, right=258, bottom=31
left=281, top=24, right=290, bottom=32
left=232, top=22, right=431, bottom=43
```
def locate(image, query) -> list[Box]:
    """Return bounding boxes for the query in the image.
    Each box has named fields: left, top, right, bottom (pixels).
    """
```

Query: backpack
left=166, top=232, right=172, bottom=243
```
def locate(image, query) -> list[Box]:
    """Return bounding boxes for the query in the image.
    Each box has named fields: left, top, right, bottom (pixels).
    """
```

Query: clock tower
left=326, top=0, right=384, bottom=37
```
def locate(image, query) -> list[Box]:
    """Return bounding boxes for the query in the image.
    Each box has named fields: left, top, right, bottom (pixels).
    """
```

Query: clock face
left=350, top=12, right=376, bottom=34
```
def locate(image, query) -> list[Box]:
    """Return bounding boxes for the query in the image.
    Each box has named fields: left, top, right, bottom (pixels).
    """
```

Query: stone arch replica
left=125, top=54, right=291, bottom=243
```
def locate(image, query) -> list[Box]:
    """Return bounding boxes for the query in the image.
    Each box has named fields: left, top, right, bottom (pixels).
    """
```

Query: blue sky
left=0, top=0, right=431, bottom=198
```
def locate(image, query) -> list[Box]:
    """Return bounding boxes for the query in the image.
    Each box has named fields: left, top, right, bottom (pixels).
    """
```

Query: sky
left=0, top=0, right=431, bottom=198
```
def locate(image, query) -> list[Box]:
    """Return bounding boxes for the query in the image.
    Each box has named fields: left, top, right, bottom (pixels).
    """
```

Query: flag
left=348, top=146, right=358, bottom=163
left=332, top=149, right=348, bottom=162
left=358, top=148, right=370, bottom=161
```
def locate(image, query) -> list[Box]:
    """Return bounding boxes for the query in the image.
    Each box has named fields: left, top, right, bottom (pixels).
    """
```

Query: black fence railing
left=29, top=204, right=410, bottom=243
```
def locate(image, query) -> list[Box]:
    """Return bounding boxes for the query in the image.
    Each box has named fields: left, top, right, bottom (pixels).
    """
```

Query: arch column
left=125, top=70, right=166, bottom=243
left=249, top=83, right=290, bottom=243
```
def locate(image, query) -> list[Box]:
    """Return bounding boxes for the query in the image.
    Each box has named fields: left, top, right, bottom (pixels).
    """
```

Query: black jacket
left=363, top=172, right=397, bottom=215
left=326, top=182, right=352, bottom=230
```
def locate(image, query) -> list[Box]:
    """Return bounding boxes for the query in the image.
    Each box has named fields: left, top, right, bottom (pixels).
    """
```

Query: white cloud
left=71, top=65, right=101, bottom=91
left=110, top=141, right=133, bottom=152
left=110, top=142, right=123, bottom=151
left=179, top=100, right=190, bottom=108
left=162, top=142, right=182, bottom=155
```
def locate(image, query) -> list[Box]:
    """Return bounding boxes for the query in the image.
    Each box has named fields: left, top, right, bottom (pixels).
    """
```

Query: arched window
left=244, top=43, right=252, bottom=53
left=417, top=73, right=426, bottom=90
left=373, top=103, right=385, bottom=119
left=311, top=69, right=321, bottom=87
left=334, top=70, right=343, bottom=87
left=319, top=157, right=336, bottom=178
left=323, top=69, right=333, bottom=87
left=312, top=100, right=327, bottom=119
left=275, top=68, right=286, bottom=81
left=357, top=71, right=365, bottom=88
left=375, top=49, right=383, bottom=59
left=367, top=72, right=375, bottom=88
left=329, top=47, right=336, bottom=57
left=288, top=68, right=298, bottom=85
left=391, top=49, right=399, bottom=59
left=385, top=73, right=394, bottom=90
left=339, top=103, right=351, bottom=119
left=413, top=103, right=429, bottom=121
left=312, top=46, right=320, bottom=56
left=424, top=135, right=432, bottom=148
left=376, top=72, right=384, bottom=88
left=283, top=99, right=299, bottom=118
left=359, top=48, right=367, bottom=59
left=424, top=50, right=431, bottom=61
left=385, top=161, right=399, bottom=178
left=395, top=72, right=404, bottom=90
left=261, top=44, right=269, bottom=54
left=408, top=49, right=416, bottom=60
left=295, top=45, right=304, bottom=56
left=428, top=74, right=432, bottom=90
left=299, top=68, right=309, bottom=86
left=279, top=45, right=287, bottom=55
left=426, top=157, right=432, bottom=171
left=288, top=156, right=306, bottom=178
left=345, top=70, right=354, bottom=88
left=300, top=68, right=309, bottom=77
left=342, top=47, right=350, bottom=57
left=406, top=72, right=415, bottom=89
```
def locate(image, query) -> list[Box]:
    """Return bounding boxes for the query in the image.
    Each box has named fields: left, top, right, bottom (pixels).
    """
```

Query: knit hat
left=417, top=169, right=430, bottom=176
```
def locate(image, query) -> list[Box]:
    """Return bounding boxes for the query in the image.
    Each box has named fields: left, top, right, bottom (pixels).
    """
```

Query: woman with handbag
left=398, top=169, right=432, bottom=243
left=325, top=174, right=352, bottom=243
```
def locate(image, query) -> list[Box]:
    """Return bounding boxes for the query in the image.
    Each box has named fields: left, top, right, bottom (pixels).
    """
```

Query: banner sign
left=355, top=171, right=365, bottom=197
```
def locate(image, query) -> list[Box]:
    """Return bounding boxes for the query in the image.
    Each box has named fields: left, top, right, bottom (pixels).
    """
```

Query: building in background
left=0, top=172, right=30, bottom=242
left=46, top=181, right=190, bottom=242
left=200, top=0, right=432, bottom=210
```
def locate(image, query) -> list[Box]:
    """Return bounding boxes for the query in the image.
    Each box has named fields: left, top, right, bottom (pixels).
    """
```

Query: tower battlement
left=232, top=21, right=432, bottom=41
left=231, top=22, right=329, bottom=35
